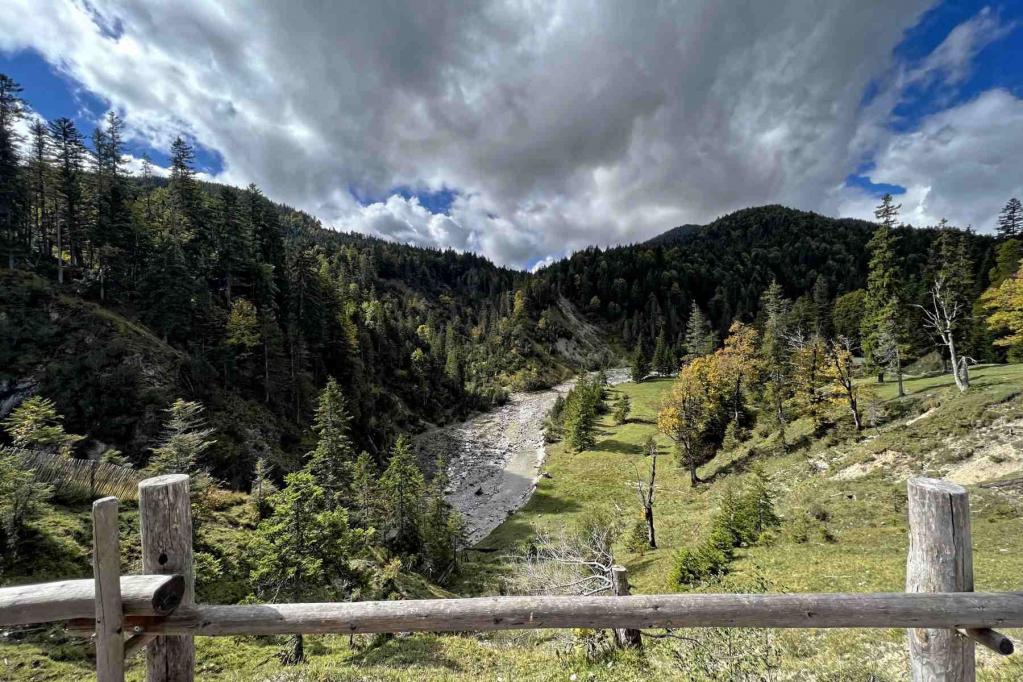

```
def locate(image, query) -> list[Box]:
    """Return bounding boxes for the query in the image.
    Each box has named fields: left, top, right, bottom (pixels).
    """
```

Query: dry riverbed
left=416, top=368, right=629, bottom=544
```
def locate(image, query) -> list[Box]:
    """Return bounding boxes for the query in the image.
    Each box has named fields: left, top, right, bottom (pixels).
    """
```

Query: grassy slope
left=4, top=366, right=1023, bottom=680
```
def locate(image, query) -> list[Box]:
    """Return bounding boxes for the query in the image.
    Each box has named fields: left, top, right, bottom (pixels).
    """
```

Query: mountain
left=642, top=223, right=702, bottom=246
left=536, top=205, right=996, bottom=351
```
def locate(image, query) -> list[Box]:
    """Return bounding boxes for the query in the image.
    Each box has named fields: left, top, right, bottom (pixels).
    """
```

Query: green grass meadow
left=3, top=366, right=1022, bottom=680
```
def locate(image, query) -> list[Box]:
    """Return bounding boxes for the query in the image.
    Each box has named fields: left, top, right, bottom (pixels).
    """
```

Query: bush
left=670, top=541, right=730, bottom=588
left=671, top=466, right=780, bottom=589
left=625, top=519, right=650, bottom=554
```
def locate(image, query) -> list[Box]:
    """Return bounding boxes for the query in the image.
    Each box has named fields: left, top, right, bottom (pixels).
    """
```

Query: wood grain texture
left=139, top=474, right=194, bottom=682
left=906, top=477, right=975, bottom=682
left=961, top=628, right=1014, bottom=656
left=93, top=497, right=125, bottom=682
left=610, top=566, right=642, bottom=648
left=0, top=574, right=184, bottom=626
left=101, top=592, right=1023, bottom=636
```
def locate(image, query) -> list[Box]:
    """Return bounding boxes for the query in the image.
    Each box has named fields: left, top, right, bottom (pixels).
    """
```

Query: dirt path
left=416, top=368, right=629, bottom=545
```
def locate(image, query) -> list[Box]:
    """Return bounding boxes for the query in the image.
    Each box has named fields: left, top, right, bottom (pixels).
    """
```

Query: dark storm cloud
left=4, top=1, right=1018, bottom=267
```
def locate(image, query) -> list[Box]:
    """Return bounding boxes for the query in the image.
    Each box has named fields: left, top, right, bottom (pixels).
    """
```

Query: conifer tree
left=989, top=239, right=1022, bottom=286
left=2, top=396, right=83, bottom=456
left=250, top=471, right=366, bottom=663
left=28, top=120, right=50, bottom=261
left=789, top=333, right=834, bottom=435
left=0, top=74, right=25, bottom=268
left=350, top=450, right=382, bottom=530
left=683, top=303, right=716, bottom=360
left=251, top=457, right=277, bottom=520
left=305, top=377, right=356, bottom=509
left=48, top=117, right=87, bottom=281
left=612, top=392, right=631, bottom=425
left=0, top=447, right=51, bottom=566
left=145, top=399, right=216, bottom=476
left=997, top=198, right=1021, bottom=238
left=861, top=194, right=905, bottom=395
left=738, top=462, right=779, bottom=540
left=759, top=280, right=791, bottom=444
left=631, top=339, right=649, bottom=382
left=420, top=461, right=463, bottom=581
left=563, top=385, right=597, bottom=452
left=652, top=329, right=674, bottom=375
left=380, top=435, right=425, bottom=555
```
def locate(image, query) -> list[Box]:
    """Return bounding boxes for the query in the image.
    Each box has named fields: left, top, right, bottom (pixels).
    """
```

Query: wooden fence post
left=93, top=496, right=124, bottom=682
left=139, top=475, right=194, bottom=682
left=610, top=565, right=642, bottom=649
left=906, top=477, right=974, bottom=681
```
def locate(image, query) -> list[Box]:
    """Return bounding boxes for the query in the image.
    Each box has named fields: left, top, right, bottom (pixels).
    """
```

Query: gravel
left=416, top=368, right=629, bottom=545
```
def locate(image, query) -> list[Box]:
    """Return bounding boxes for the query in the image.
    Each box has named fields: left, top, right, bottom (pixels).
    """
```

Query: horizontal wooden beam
left=961, top=628, right=1015, bottom=656
left=67, top=592, right=1023, bottom=637
left=0, top=575, right=185, bottom=627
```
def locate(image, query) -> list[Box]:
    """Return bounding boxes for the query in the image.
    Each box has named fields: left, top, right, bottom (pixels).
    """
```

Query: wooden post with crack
left=139, top=474, right=195, bottom=682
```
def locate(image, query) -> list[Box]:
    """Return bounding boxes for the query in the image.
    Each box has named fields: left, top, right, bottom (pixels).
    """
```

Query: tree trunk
left=644, top=504, right=656, bottom=549
left=687, top=454, right=700, bottom=486
left=896, top=350, right=905, bottom=398
left=57, top=222, right=63, bottom=284
left=286, top=634, right=304, bottom=664
left=877, top=371, right=885, bottom=384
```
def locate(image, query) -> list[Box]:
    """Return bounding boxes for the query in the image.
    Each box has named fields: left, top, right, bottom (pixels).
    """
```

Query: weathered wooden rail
left=0, top=474, right=1018, bottom=682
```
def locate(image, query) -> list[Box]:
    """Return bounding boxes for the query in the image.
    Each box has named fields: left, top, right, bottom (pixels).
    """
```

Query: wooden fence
left=6, top=446, right=142, bottom=499
left=0, top=474, right=1019, bottom=681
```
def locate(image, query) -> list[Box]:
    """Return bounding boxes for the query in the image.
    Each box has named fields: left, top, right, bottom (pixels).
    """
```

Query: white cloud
left=3, top=0, right=1018, bottom=267
left=836, top=89, right=1023, bottom=230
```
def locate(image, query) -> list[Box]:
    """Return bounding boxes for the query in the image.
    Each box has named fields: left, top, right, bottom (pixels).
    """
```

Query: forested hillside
left=0, top=76, right=605, bottom=490
left=538, top=205, right=1002, bottom=364
left=4, top=65, right=1023, bottom=680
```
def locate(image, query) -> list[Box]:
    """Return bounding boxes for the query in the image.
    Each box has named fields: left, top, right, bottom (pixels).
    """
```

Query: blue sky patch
left=889, top=2, right=1022, bottom=132
left=0, top=48, right=224, bottom=175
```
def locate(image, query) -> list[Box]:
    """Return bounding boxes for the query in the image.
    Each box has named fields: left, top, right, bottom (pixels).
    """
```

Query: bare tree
left=830, top=337, right=862, bottom=430
left=633, top=437, right=659, bottom=549
left=914, top=275, right=970, bottom=392
left=512, top=509, right=624, bottom=597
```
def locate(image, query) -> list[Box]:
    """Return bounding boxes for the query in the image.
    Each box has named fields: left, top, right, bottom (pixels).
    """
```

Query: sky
left=1, top=1, right=1021, bottom=270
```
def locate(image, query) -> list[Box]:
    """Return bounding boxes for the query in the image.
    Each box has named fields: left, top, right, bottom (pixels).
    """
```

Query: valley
left=417, top=368, right=630, bottom=544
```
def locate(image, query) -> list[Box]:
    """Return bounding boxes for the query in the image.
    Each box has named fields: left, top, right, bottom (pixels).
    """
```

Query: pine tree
left=169, top=136, right=199, bottom=240
left=997, top=198, right=1022, bottom=238
left=738, top=462, right=779, bottom=540
left=563, top=386, right=597, bottom=452
left=350, top=450, right=382, bottom=530
left=683, top=303, right=716, bottom=360
left=612, top=393, right=631, bottom=425
left=250, top=471, right=366, bottom=663
left=759, top=280, right=791, bottom=444
left=89, top=112, right=134, bottom=299
left=2, top=396, right=83, bottom=456
left=28, top=120, right=50, bottom=263
left=631, top=339, right=649, bottom=382
left=145, top=399, right=216, bottom=476
left=652, top=330, right=673, bottom=375
left=874, top=192, right=901, bottom=229
left=380, top=435, right=425, bottom=555
left=0, top=447, right=52, bottom=565
left=861, top=196, right=905, bottom=395
left=48, top=117, right=88, bottom=281
left=989, top=239, right=1023, bottom=286
left=420, top=461, right=463, bottom=581
left=0, top=74, right=25, bottom=268
left=305, top=377, right=357, bottom=509
left=251, top=457, right=277, bottom=520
